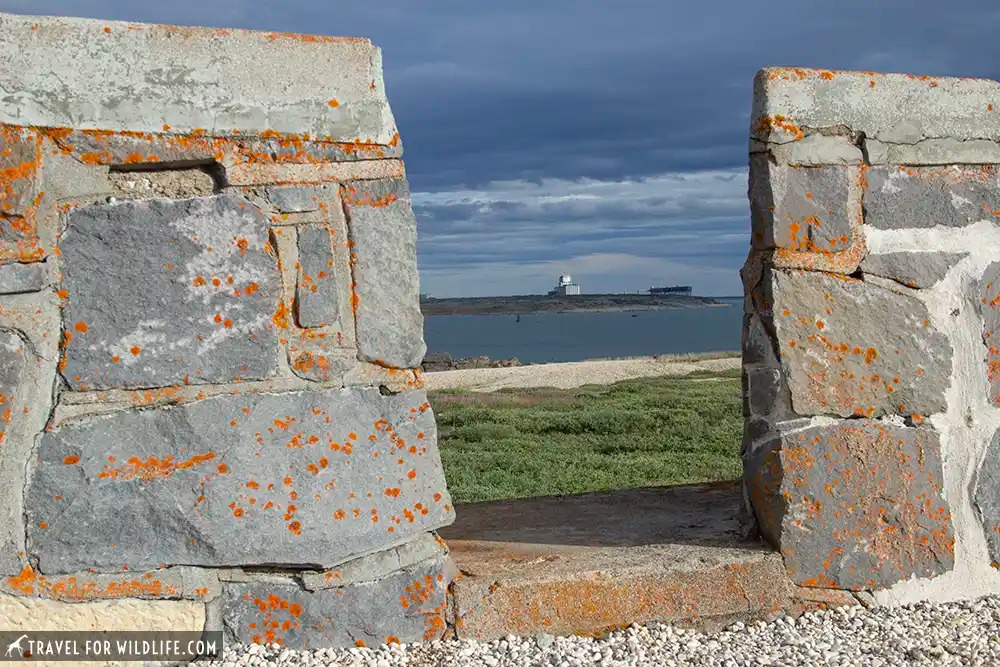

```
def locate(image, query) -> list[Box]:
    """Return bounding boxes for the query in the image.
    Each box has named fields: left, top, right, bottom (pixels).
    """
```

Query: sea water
left=423, top=298, right=742, bottom=364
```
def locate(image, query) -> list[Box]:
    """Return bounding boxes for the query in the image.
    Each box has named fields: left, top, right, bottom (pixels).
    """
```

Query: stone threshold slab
left=440, top=482, right=853, bottom=640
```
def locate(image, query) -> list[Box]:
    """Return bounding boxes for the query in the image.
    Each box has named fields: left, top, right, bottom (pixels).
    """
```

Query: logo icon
left=4, top=634, right=27, bottom=658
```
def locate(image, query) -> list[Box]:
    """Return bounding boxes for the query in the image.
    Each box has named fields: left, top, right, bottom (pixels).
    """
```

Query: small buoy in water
left=631, top=313, right=638, bottom=318
left=515, top=314, right=521, bottom=322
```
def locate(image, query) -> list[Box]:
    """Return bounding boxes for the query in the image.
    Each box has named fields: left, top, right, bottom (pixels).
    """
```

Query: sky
left=5, top=2, right=1000, bottom=297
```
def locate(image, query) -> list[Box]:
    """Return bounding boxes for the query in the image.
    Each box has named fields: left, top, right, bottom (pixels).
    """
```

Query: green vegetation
left=429, top=369, right=743, bottom=504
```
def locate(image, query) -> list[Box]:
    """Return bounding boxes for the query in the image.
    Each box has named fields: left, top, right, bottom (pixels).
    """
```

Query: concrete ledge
left=441, top=482, right=832, bottom=639
left=0, top=12, right=398, bottom=142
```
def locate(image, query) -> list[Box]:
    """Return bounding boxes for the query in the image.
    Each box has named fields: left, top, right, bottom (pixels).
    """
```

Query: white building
left=548, top=274, right=581, bottom=296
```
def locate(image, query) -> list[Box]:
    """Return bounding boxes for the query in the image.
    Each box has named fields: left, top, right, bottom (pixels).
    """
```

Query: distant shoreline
left=421, top=293, right=731, bottom=316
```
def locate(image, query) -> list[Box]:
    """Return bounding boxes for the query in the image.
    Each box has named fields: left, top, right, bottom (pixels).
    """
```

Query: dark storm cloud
left=4, top=1, right=1000, bottom=295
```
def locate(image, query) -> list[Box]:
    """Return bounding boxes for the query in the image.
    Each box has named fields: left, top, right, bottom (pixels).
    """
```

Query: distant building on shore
left=548, top=274, right=581, bottom=296
left=648, top=285, right=693, bottom=295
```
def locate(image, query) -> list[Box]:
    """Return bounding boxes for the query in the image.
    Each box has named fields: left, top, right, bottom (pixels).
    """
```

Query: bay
left=423, top=298, right=742, bottom=364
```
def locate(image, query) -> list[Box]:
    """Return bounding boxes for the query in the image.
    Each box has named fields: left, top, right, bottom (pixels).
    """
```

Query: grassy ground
left=429, top=369, right=743, bottom=504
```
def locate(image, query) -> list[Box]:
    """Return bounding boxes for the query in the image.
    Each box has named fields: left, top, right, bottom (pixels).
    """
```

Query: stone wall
left=0, top=12, right=455, bottom=648
left=743, top=67, right=1000, bottom=603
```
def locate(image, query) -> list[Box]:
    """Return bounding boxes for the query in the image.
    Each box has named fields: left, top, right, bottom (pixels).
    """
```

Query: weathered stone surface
left=59, top=194, right=282, bottom=390
left=746, top=368, right=781, bottom=416
left=219, top=555, right=455, bottom=648
left=981, top=262, right=1000, bottom=405
left=301, top=533, right=447, bottom=590
left=0, top=261, right=46, bottom=294
left=766, top=135, right=864, bottom=166
left=750, top=160, right=857, bottom=252
left=26, top=386, right=454, bottom=573
left=296, top=225, right=340, bottom=328
left=974, top=429, right=1000, bottom=565
left=344, top=179, right=426, bottom=369
left=3, top=564, right=219, bottom=602
left=267, top=187, right=322, bottom=213
left=228, top=160, right=406, bottom=187
left=865, top=166, right=1000, bottom=230
left=769, top=269, right=951, bottom=418
left=0, top=12, right=399, bottom=145
left=0, top=330, right=27, bottom=575
left=865, top=138, right=1000, bottom=166
left=751, top=67, right=1000, bottom=146
left=861, top=251, right=966, bottom=289
left=0, top=592, right=204, bottom=632
left=0, top=126, right=40, bottom=217
left=746, top=420, right=954, bottom=590
left=742, top=313, right=775, bottom=366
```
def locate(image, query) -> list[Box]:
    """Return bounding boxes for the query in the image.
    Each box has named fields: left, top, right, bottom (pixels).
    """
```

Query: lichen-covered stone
left=59, top=195, right=282, bottom=390
left=267, top=187, right=323, bottom=213
left=0, top=261, right=46, bottom=294
left=3, top=564, right=219, bottom=602
left=0, top=330, right=27, bottom=574
left=750, top=159, right=858, bottom=253
left=865, top=166, right=1000, bottom=230
left=974, top=429, right=1000, bottom=566
left=980, top=262, right=1000, bottom=405
left=746, top=420, right=954, bottom=590
left=769, top=268, right=951, bottom=418
left=344, top=179, right=426, bottom=369
left=861, top=251, right=967, bottom=289
left=296, top=225, right=340, bottom=328
left=0, top=126, right=40, bottom=217
left=219, top=555, right=455, bottom=648
left=25, top=387, right=454, bottom=574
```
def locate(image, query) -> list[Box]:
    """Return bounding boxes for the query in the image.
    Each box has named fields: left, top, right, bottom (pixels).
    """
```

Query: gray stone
left=296, top=225, right=340, bottom=328
left=742, top=314, right=774, bottom=366
left=768, top=135, right=863, bottom=166
left=0, top=261, right=46, bottom=294
left=0, top=13, right=399, bottom=145
left=344, top=179, right=426, bottom=369
left=59, top=195, right=282, bottom=390
left=746, top=420, right=954, bottom=590
left=0, top=330, right=27, bottom=575
left=746, top=368, right=781, bottom=416
left=25, top=386, right=455, bottom=574
left=769, top=268, right=951, bottom=418
left=980, top=263, right=1000, bottom=405
left=301, top=533, right=447, bottom=590
left=864, top=165, right=1000, bottom=229
left=750, top=158, right=857, bottom=252
left=219, top=555, right=456, bottom=648
left=865, top=138, right=1000, bottom=166
left=974, top=429, right=1000, bottom=565
left=751, top=67, right=1000, bottom=146
left=861, top=251, right=967, bottom=289
left=267, top=187, right=323, bottom=214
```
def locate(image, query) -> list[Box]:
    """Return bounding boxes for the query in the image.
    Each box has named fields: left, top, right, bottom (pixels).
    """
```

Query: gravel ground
left=197, top=595, right=1000, bottom=666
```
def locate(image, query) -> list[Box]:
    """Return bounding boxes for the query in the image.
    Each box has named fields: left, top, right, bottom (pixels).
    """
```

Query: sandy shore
left=423, top=352, right=741, bottom=392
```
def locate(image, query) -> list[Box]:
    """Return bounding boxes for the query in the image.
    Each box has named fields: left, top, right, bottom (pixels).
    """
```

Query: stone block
left=768, top=134, right=864, bottom=166
left=295, top=225, right=340, bottom=328
left=344, top=179, right=426, bottom=369
left=768, top=268, right=951, bottom=418
left=0, top=261, right=47, bottom=294
left=865, top=138, right=1000, bottom=166
left=742, top=313, right=775, bottom=366
left=981, top=262, right=1000, bottom=405
left=0, top=12, right=399, bottom=145
left=750, top=160, right=857, bottom=253
left=218, top=555, right=455, bottom=648
left=267, top=186, right=323, bottom=213
left=26, top=387, right=454, bottom=573
left=746, top=420, right=954, bottom=590
left=0, top=330, right=27, bottom=574
left=3, top=564, right=219, bottom=602
left=751, top=68, right=1000, bottom=147
left=301, top=533, right=447, bottom=590
left=746, top=367, right=781, bottom=416
left=0, top=591, right=204, bottom=632
left=0, top=125, right=42, bottom=263
left=59, top=194, right=282, bottom=390
left=861, top=251, right=966, bottom=289
left=865, top=165, right=1000, bottom=229
left=974, top=429, right=1000, bottom=565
